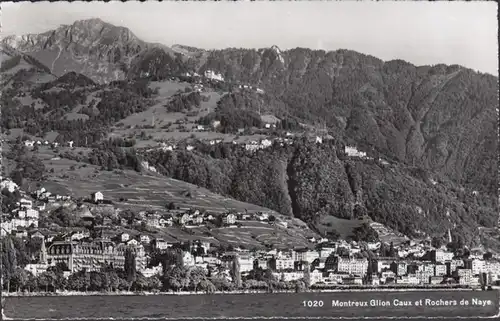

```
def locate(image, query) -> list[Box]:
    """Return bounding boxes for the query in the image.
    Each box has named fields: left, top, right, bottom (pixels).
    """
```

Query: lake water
left=5, top=290, right=499, bottom=319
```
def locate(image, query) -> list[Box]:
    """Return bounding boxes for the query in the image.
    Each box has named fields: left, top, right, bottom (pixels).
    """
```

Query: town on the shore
left=1, top=172, right=499, bottom=295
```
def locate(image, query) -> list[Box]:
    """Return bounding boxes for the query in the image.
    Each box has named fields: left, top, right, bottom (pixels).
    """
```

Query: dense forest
left=1, top=71, right=155, bottom=146
left=138, top=141, right=497, bottom=245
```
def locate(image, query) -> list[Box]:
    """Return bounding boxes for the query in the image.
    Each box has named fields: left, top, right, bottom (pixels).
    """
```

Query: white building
left=141, top=265, right=162, bottom=278
left=471, top=259, right=486, bottom=275
left=434, top=249, right=454, bottom=263
left=183, top=251, right=196, bottom=267
left=223, top=213, right=236, bottom=225
left=275, top=258, right=295, bottom=270
left=336, top=258, right=369, bottom=276
left=458, top=268, right=473, bottom=285
left=120, top=233, right=130, bottom=243
left=397, top=274, right=420, bottom=285
left=238, top=255, right=255, bottom=273
left=273, top=271, right=304, bottom=282
left=92, top=191, right=104, bottom=203
left=435, top=263, right=447, bottom=276
left=344, top=146, right=367, bottom=158
left=310, top=269, right=324, bottom=284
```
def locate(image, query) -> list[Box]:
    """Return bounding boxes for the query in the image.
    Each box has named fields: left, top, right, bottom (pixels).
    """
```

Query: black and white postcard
left=0, top=1, right=498, bottom=319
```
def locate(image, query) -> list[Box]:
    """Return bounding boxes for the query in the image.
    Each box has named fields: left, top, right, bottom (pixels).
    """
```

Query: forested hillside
left=138, top=141, right=498, bottom=247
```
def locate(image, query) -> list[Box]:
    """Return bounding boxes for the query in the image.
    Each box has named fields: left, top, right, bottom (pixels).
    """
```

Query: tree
left=351, top=223, right=379, bottom=243
left=2, top=237, right=18, bottom=292
left=388, top=242, right=396, bottom=257
left=379, top=242, right=388, bottom=257
left=11, top=267, right=29, bottom=292
left=199, top=279, right=216, bottom=294
left=431, top=236, right=443, bottom=249
left=483, top=252, right=493, bottom=261
left=303, top=262, right=311, bottom=289
left=166, top=266, right=190, bottom=292
left=147, top=275, right=162, bottom=291
left=124, top=247, right=137, bottom=291
left=188, top=266, right=206, bottom=292
left=132, top=274, right=148, bottom=292
left=231, top=256, right=242, bottom=288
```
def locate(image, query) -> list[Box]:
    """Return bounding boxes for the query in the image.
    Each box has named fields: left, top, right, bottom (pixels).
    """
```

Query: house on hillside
left=223, top=213, right=237, bottom=225
left=159, top=217, right=173, bottom=227
left=140, top=234, right=151, bottom=244
left=178, top=213, right=191, bottom=226
left=24, top=140, right=35, bottom=147
left=152, top=238, right=170, bottom=250
left=92, top=191, right=104, bottom=204
left=119, top=233, right=130, bottom=243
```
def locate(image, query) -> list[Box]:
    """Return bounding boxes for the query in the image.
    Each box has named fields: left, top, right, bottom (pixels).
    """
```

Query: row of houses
left=24, top=140, right=74, bottom=148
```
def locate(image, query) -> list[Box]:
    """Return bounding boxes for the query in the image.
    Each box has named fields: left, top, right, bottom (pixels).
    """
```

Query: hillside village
left=1, top=172, right=500, bottom=293
left=1, top=17, right=498, bottom=299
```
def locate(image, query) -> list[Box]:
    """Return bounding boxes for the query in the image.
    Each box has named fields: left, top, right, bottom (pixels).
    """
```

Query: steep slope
left=142, top=142, right=498, bottom=249
left=186, top=48, right=497, bottom=196
left=2, top=18, right=152, bottom=83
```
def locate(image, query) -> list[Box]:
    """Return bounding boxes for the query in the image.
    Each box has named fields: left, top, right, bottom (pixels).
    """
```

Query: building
left=464, top=258, right=486, bottom=275
left=336, top=257, right=369, bottom=276
left=431, top=249, right=454, bottom=263
left=273, top=271, right=304, bottom=282
left=397, top=274, right=420, bottom=285
left=274, top=257, right=295, bottom=271
left=223, top=213, right=236, bottom=225
left=446, top=259, right=464, bottom=276
left=120, top=233, right=130, bottom=243
left=456, top=268, right=473, bottom=285
left=92, top=191, right=104, bottom=203
left=47, top=240, right=147, bottom=273
left=152, top=238, right=169, bottom=250
left=140, top=235, right=151, bottom=244
left=435, top=263, right=447, bottom=276
left=310, top=269, right=324, bottom=284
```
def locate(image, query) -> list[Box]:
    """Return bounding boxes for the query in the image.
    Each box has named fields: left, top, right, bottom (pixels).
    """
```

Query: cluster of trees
left=1, top=188, right=21, bottom=213
left=198, top=109, right=263, bottom=134
left=1, top=72, right=154, bottom=147
left=39, top=72, right=96, bottom=91
left=165, top=92, right=205, bottom=112
left=85, top=147, right=142, bottom=172
left=1, top=265, right=163, bottom=294
left=349, top=223, right=379, bottom=243
left=7, top=141, right=46, bottom=186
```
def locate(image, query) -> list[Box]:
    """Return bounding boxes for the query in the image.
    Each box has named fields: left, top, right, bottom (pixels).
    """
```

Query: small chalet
left=92, top=191, right=104, bottom=204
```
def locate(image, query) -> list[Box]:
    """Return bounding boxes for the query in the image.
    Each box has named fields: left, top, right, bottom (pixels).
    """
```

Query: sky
left=1, top=1, right=498, bottom=75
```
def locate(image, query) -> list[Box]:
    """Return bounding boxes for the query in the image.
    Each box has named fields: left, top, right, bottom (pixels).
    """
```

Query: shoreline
left=4, top=287, right=489, bottom=297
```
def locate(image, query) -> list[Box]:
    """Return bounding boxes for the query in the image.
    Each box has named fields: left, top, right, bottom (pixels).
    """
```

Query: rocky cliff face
left=2, top=18, right=151, bottom=83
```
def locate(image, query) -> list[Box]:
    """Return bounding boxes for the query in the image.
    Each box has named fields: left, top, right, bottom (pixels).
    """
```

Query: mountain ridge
left=1, top=18, right=498, bottom=249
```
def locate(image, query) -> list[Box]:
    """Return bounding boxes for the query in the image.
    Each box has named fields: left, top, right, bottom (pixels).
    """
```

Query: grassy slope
left=20, top=145, right=320, bottom=249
